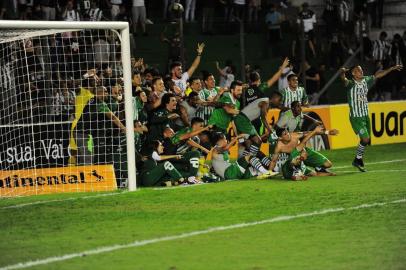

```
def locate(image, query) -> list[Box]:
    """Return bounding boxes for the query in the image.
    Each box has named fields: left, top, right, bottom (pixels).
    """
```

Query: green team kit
left=279, top=86, right=308, bottom=108
left=211, top=147, right=254, bottom=180
left=197, top=87, right=219, bottom=124
left=281, top=147, right=329, bottom=179
left=208, top=92, right=258, bottom=136
left=140, top=151, right=200, bottom=186
left=346, top=75, right=374, bottom=139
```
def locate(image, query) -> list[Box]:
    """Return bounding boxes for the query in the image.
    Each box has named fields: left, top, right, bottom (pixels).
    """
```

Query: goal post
left=0, top=20, right=137, bottom=196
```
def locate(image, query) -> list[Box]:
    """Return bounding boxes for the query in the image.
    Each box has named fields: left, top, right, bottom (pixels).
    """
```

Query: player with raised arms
left=340, top=64, right=403, bottom=172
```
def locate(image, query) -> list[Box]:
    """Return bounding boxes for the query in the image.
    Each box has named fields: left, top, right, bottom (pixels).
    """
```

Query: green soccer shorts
left=350, top=116, right=371, bottom=139
left=234, top=113, right=259, bottom=136
left=141, top=162, right=183, bottom=186
left=224, top=157, right=251, bottom=180
left=281, top=161, right=313, bottom=180
left=303, top=147, right=329, bottom=168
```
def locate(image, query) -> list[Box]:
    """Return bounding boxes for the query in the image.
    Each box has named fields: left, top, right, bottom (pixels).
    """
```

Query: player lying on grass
left=140, top=140, right=201, bottom=187
left=210, top=133, right=278, bottom=180
left=269, top=126, right=339, bottom=179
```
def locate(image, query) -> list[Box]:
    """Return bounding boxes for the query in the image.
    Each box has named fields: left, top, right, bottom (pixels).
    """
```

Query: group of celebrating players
left=127, top=44, right=403, bottom=187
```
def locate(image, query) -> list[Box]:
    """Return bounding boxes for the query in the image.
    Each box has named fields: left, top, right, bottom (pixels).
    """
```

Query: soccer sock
left=242, top=150, right=250, bottom=156
left=261, top=157, right=271, bottom=167
left=250, top=157, right=268, bottom=174
left=249, top=144, right=260, bottom=157
left=356, top=143, right=366, bottom=159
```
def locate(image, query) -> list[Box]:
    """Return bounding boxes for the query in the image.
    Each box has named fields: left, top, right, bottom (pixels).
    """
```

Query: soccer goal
left=0, top=20, right=136, bottom=197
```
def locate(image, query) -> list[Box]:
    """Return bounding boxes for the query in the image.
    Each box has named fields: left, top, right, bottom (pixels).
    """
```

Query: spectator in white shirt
left=170, top=43, right=205, bottom=94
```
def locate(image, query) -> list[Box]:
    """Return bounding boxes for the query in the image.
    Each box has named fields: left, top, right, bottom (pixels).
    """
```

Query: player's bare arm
left=187, top=139, right=210, bottom=154
left=340, top=67, right=349, bottom=87
left=297, top=126, right=324, bottom=151
left=259, top=101, right=273, bottom=132
left=178, top=125, right=213, bottom=141
left=267, top=57, right=290, bottom=88
left=187, top=43, right=205, bottom=77
left=303, top=113, right=322, bottom=126
left=269, top=144, right=281, bottom=171
left=374, top=65, right=403, bottom=79
left=225, top=134, right=246, bottom=151
left=223, top=104, right=240, bottom=115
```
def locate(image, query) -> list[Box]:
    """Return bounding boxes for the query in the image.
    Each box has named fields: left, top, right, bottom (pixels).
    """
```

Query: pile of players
left=138, top=56, right=340, bottom=187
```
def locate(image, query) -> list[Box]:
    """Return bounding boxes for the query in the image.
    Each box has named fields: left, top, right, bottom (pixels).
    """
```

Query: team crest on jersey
left=248, top=88, right=255, bottom=96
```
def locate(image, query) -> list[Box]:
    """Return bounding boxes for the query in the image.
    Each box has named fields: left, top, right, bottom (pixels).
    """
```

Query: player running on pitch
left=340, top=64, right=403, bottom=172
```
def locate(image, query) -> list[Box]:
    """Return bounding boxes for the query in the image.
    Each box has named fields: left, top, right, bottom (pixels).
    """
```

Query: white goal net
left=0, top=21, right=136, bottom=197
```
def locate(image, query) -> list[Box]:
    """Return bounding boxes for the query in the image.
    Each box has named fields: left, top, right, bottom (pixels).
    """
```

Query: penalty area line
left=1, top=198, right=405, bottom=270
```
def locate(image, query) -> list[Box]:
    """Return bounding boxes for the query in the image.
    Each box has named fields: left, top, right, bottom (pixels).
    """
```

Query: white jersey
left=212, top=148, right=231, bottom=179
left=241, top=97, right=269, bottom=121
left=172, top=72, right=189, bottom=94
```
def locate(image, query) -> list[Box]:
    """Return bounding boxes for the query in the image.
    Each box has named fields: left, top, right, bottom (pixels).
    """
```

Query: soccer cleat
left=315, top=167, right=334, bottom=174
left=256, top=170, right=279, bottom=179
left=352, top=158, right=366, bottom=172
left=162, top=181, right=172, bottom=187
left=187, top=176, right=203, bottom=185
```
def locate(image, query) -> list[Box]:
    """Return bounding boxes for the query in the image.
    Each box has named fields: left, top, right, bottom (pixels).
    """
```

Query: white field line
left=335, top=169, right=406, bottom=173
left=2, top=158, right=405, bottom=209
left=0, top=192, right=128, bottom=210
left=334, top=159, right=406, bottom=169
left=152, top=183, right=206, bottom=191
left=1, top=198, right=405, bottom=270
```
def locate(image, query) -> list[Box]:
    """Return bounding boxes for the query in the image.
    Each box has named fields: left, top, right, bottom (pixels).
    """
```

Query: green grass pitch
left=1, top=143, right=406, bottom=270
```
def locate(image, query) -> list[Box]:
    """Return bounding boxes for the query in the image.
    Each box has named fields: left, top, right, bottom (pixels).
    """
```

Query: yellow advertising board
left=0, top=165, right=117, bottom=197
left=323, top=101, right=406, bottom=149
left=328, top=104, right=358, bottom=149
left=369, top=101, right=406, bottom=145
left=265, top=101, right=406, bottom=150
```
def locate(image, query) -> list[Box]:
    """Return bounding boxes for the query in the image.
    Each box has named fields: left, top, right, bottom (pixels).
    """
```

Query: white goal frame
left=0, top=20, right=137, bottom=191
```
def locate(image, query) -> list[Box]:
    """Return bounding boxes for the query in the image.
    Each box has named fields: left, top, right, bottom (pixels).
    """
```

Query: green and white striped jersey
left=346, top=76, right=375, bottom=117
left=280, top=86, right=308, bottom=108
left=196, top=87, right=219, bottom=124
